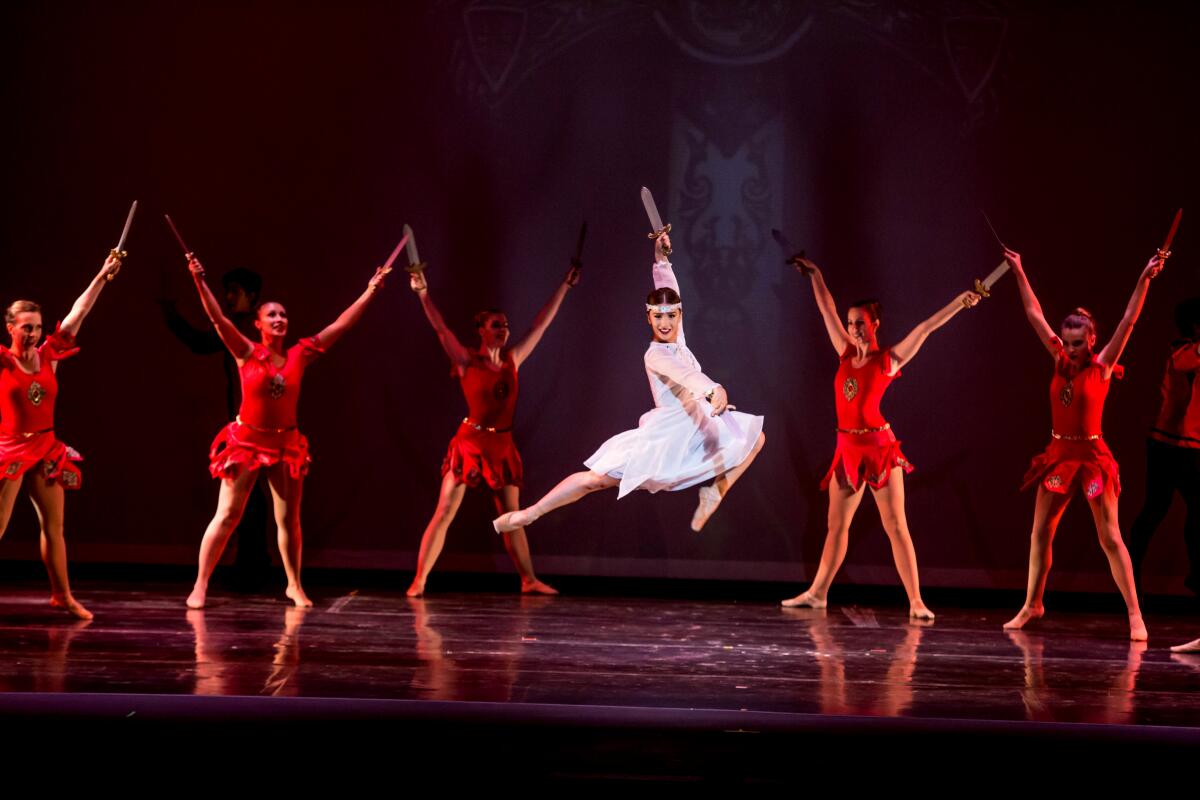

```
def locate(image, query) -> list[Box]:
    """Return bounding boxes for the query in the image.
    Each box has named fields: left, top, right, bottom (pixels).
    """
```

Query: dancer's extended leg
left=692, top=432, right=766, bottom=532
left=1004, top=486, right=1071, bottom=630
left=871, top=469, right=933, bottom=619
left=407, top=472, right=467, bottom=597
left=494, top=485, right=558, bottom=595
left=493, top=470, right=618, bottom=532
left=1087, top=485, right=1148, bottom=641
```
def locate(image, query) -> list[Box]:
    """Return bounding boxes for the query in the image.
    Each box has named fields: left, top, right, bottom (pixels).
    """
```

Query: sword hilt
left=106, top=248, right=127, bottom=281
left=1157, top=248, right=1172, bottom=261
left=648, top=223, right=672, bottom=255
left=973, top=278, right=991, bottom=298
left=404, top=261, right=428, bottom=275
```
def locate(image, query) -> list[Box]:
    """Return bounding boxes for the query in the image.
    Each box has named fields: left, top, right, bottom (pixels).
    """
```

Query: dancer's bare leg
left=493, top=470, right=619, bottom=532
left=692, top=432, right=766, bottom=532
left=266, top=464, right=310, bottom=608
left=27, top=473, right=91, bottom=620
left=871, top=469, right=933, bottom=619
left=1171, top=637, right=1200, bottom=653
left=1004, top=486, right=1071, bottom=630
left=407, top=472, right=467, bottom=597
left=0, top=475, right=23, bottom=542
left=188, top=469, right=258, bottom=608
left=782, top=471, right=866, bottom=608
left=1087, top=485, right=1148, bottom=641
left=494, top=485, right=558, bottom=595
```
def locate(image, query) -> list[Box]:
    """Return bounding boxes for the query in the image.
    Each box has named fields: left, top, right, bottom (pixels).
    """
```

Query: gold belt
left=1052, top=431, right=1102, bottom=441
left=463, top=417, right=511, bottom=434
left=4, top=427, right=53, bottom=439
left=837, top=423, right=891, bottom=435
left=236, top=415, right=296, bottom=434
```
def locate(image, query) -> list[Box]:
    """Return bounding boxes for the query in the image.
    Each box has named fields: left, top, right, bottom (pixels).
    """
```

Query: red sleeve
left=296, top=336, right=325, bottom=363
left=1171, top=341, right=1200, bottom=373
left=40, top=323, right=81, bottom=362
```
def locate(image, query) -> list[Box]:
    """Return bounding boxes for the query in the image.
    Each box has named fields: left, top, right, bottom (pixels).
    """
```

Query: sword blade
left=573, top=220, right=588, bottom=262
left=403, top=224, right=420, bottom=266
left=771, top=228, right=797, bottom=255
left=980, top=260, right=1010, bottom=291
left=163, top=214, right=193, bottom=256
left=980, top=209, right=1007, bottom=250
left=1161, top=208, right=1183, bottom=252
left=640, top=187, right=665, bottom=232
left=115, top=200, right=138, bottom=252
left=383, top=231, right=411, bottom=272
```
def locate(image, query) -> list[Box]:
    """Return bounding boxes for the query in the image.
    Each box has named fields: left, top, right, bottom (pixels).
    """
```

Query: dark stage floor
left=2, top=581, right=1198, bottom=781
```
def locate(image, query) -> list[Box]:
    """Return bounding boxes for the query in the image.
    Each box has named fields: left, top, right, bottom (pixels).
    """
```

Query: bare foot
left=1003, top=605, right=1044, bottom=630
left=186, top=586, right=207, bottom=609
left=285, top=585, right=314, bottom=608
left=1170, top=637, right=1200, bottom=653
left=493, top=509, right=537, bottom=533
left=1128, top=612, right=1148, bottom=642
left=406, top=580, right=425, bottom=598
left=781, top=591, right=827, bottom=609
left=521, top=578, right=559, bottom=596
left=49, top=594, right=93, bottom=620
left=909, top=600, right=935, bottom=620
left=690, top=485, right=723, bottom=532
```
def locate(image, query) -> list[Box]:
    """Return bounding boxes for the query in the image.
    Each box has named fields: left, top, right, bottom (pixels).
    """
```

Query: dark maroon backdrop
left=2, top=1, right=1197, bottom=593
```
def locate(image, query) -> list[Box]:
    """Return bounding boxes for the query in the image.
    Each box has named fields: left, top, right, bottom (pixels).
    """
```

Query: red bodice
left=833, top=348, right=898, bottom=431
left=236, top=337, right=322, bottom=430
left=459, top=352, right=518, bottom=429
left=0, top=327, right=79, bottom=434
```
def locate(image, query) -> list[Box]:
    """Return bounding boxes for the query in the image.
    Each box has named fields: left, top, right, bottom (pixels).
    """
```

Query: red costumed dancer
left=781, top=256, right=980, bottom=619
left=1002, top=248, right=1162, bottom=640
left=405, top=260, right=579, bottom=597
left=185, top=255, right=390, bottom=609
left=1, top=253, right=123, bottom=619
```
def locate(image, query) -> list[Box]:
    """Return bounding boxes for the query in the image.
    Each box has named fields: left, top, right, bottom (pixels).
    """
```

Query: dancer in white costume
left=494, top=232, right=765, bottom=533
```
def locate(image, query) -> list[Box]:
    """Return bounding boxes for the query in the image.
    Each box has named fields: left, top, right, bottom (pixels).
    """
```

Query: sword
left=571, top=220, right=587, bottom=268
left=1157, top=208, right=1183, bottom=261
left=106, top=200, right=137, bottom=281
left=381, top=230, right=411, bottom=275
left=163, top=214, right=194, bottom=260
left=966, top=260, right=1010, bottom=306
left=771, top=228, right=809, bottom=272
left=980, top=209, right=1007, bottom=250
left=402, top=224, right=426, bottom=275
left=640, top=186, right=671, bottom=255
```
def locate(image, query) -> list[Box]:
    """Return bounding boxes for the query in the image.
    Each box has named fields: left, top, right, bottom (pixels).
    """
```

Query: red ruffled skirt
left=441, top=423, right=522, bottom=490
left=1021, top=437, right=1120, bottom=499
left=0, top=431, right=83, bottom=489
left=820, top=428, right=914, bottom=491
left=208, top=421, right=311, bottom=480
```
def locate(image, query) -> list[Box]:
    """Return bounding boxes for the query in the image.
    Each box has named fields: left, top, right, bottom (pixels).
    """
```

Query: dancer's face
left=1060, top=326, right=1095, bottom=365
left=647, top=308, right=681, bottom=343
left=255, top=302, right=289, bottom=340
left=846, top=307, right=879, bottom=347
left=7, top=311, right=42, bottom=352
left=478, top=313, right=510, bottom=349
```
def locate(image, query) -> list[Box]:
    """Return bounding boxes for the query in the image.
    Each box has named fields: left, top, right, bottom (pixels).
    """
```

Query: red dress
left=821, top=348, right=913, bottom=491
left=442, top=352, right=522, bottom=489
left=0, top=326, right=83, bottom=489
left=208, top=337, right=323, bottom=480
left=1021, top=346, right=1122, bottom=499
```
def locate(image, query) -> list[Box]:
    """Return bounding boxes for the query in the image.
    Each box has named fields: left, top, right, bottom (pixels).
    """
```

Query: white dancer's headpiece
left=646, top=302, right=682, bottom=313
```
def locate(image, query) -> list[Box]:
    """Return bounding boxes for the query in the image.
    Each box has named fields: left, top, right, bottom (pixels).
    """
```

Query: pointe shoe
left=1170, top=637, right=1200, bottom=654
left=493, top=508, right=538, bottom=533
left=690, top=485, right=723, bottom=532
left=781, top=591, right=827, bottom=609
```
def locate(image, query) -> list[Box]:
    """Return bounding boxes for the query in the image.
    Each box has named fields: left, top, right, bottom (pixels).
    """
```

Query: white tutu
left=585, top=400, right=764, bottom=498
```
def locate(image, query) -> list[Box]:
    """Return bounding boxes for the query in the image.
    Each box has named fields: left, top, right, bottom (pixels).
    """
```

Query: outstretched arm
left=312, top=267, right=389, bottom=351
left=644, top=347, right=731, bottom=416
left=1005, top=249, right=1058, bottom=359
left=188, top=257, right=254, bottom=360
left=409, top=270, right=471, bottom=370
left=889, top=290, right=981, bottom=371
left=59, top=254, right=122, bottom=337
left=1097, top=255, right=1164, bottom=373
left=510, top=263, right=581, bottom=369
left=793, top=257, right=854, bottom=354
